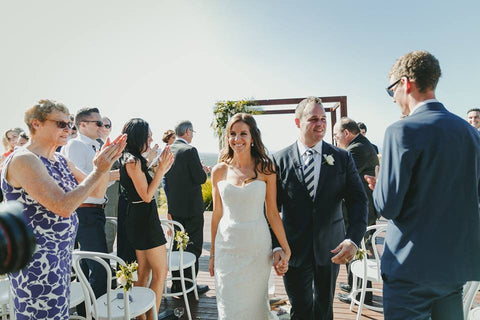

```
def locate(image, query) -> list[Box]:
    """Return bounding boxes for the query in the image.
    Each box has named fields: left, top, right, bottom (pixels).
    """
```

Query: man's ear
left=294, top=118, right=300, bottom=128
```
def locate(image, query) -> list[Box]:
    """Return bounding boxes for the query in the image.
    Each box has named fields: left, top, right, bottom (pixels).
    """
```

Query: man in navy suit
left=365, top=50, right=480, bottom=319
left=272, top=97, right=368, bottom=320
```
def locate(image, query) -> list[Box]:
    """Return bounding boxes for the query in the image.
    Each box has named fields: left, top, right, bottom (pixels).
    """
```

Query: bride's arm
left=209, top=164, right=225, bottom=276
left=264, top=172, right=291, bottom=261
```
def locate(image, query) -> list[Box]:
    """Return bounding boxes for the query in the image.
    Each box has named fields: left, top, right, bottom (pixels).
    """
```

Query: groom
left=272, top=97, right=368, bottom=320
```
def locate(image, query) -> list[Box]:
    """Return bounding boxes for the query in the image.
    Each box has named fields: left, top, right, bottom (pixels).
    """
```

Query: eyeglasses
left=82, top=120, right=104, bottom=127
left=103, top=124, right=111, bottom=129
left=386, top=78, right=402, bottom=97
left=46, top=119, right=74, bottom=129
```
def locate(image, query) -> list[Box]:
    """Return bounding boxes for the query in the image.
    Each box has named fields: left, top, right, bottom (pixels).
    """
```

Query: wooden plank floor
left=159, top=212, right=384, bottom=319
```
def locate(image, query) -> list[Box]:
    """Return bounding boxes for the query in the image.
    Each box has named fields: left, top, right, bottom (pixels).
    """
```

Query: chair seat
left=350, top=259, right=381, bottom=282
left=70, top=282, right=85, bottom=307
left=168, top=251, right=196, bottom=271
left=94, top=287, right=156, bottom=320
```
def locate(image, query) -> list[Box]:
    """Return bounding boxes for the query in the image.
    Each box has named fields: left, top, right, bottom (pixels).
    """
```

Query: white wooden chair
left=464, top=281, right=480, bottom=319
left=72, top=251, right=157, bottom=320
left=0, top=276, right=14, bottom=320
left=350, top=224, right=387, bottom=320
left=160, top=219, right=198, bottom=320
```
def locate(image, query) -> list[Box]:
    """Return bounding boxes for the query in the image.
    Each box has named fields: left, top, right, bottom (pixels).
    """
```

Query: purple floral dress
left=1, top=149, right=79, bottom=320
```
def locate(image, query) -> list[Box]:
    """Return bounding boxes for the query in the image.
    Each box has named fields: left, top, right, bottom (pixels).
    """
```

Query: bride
left=209, top=113, right=291, bottom=320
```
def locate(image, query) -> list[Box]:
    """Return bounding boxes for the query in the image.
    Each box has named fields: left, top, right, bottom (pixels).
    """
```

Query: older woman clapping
left=0, top=99, right=126, bottom=319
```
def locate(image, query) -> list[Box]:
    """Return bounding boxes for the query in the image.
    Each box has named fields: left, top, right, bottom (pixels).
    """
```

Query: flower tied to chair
left=175, top=231, right=191, bottom=250
left=116, top=261, right=138, bottom=291
left=353, top=248, right=367, bottom=261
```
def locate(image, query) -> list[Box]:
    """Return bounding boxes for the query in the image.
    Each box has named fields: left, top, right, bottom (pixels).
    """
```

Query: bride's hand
left=209, top=256, right=214, bottom=277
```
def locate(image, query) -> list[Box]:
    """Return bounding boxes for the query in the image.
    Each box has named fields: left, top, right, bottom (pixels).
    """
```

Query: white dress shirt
left=297, top=140, right=322, bottom=199
left=61, top=133, right=105, bottom=204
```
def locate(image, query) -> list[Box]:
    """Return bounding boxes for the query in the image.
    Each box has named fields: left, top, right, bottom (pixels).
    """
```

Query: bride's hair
left=219, top=113, right=275, bottom=176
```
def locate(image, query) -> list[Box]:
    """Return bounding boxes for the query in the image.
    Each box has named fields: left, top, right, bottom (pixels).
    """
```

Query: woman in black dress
left=120, top=118, right=174, bottom=320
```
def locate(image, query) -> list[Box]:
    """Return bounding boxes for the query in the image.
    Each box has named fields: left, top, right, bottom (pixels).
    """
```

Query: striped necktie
left=304, top=149, right=315, bottom=199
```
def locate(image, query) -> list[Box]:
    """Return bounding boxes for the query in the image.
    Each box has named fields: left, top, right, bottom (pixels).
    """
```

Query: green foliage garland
left=211, top=99, right=259, bottom=148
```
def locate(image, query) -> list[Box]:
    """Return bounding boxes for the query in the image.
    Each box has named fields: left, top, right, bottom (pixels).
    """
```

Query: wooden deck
left=159, top=212, right=384, bottom=320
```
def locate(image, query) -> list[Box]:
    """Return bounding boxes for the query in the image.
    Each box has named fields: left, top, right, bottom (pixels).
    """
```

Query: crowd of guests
left=1, top=50, right=480, bottom=320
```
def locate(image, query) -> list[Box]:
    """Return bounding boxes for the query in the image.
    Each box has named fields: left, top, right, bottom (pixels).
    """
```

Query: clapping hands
left=93, top=134, right=127, bottom=173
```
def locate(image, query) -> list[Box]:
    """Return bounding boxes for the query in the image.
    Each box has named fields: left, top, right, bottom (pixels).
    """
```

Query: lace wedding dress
left=214, top=180, right=278, bottom=320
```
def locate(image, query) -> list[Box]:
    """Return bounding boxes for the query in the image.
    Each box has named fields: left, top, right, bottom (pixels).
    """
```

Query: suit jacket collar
left=175, top=138, right=188, bottom=145
left=346, top=133, right=362, bottom=148
left=409, top=101, right=445, bottom=118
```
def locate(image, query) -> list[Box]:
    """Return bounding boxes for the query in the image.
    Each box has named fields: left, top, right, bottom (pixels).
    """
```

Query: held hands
left=209, top=256, right=214, bottom=277
left=145, top=144, right=159, bottom=164
left=273, top=249, right=290, bottom=276
left=330, top=240, right=357, bottom=265
left=93, top=134, right=127, bottom=173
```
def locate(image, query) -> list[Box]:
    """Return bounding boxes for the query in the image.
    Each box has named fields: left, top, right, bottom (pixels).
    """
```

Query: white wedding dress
left=215, top=180, right=278, bottom=320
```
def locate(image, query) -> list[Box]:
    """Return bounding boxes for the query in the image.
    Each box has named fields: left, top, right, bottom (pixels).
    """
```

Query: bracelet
left=209, top=255, right=214, bottom=259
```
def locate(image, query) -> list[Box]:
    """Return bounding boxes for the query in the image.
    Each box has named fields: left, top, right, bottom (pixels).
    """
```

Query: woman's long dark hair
left=219, top=113, right=275, bottom=177
left=120, top=118, right=149, bottom=166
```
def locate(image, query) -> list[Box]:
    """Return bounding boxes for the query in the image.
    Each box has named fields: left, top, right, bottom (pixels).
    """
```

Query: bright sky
left=1, top=0, right=479, bottom=153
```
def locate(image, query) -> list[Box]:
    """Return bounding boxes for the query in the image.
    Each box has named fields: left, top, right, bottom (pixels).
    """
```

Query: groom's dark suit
left=273, top=140, right=367, bottom=320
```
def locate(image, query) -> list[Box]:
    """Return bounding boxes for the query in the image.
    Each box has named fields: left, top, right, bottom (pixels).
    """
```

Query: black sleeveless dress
left=119, top=154, right=166, bottom=250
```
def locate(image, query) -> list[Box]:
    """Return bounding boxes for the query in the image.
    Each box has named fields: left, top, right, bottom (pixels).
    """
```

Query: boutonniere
left=322, top=154, right=335, bottom=166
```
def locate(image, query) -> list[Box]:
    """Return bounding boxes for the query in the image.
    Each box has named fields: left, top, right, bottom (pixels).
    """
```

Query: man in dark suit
left=357, top=122, right=379, bottom=154
left=272, top=97, right=368, bottom=320
left=333, top=117, right=379, bottom=304
left=164, top=120, right=210, bottom=295
left=365, top=50, right=480, bottom=319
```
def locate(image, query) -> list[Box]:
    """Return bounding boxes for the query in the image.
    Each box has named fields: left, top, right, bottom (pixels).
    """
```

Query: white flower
left=132, top=270, right=138, bottom=282
left=323, top=154, right=335, bottom=166
left=117, top=274, right=127, bottom=286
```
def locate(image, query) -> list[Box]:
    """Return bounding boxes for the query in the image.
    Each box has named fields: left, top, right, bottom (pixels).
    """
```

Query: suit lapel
left=287, top=143, right=306, bottom=187
left=314, top=141, right=332, bottom=202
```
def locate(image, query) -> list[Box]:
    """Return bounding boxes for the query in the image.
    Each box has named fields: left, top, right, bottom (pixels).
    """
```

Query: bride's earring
left=251, top=142, right=254, bottom=147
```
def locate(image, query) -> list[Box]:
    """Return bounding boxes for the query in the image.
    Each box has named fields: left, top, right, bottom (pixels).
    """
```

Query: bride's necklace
left=229, top=164, right=256, bottom=186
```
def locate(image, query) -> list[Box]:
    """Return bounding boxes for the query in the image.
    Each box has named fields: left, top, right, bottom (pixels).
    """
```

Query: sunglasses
left=46, top=119, right=74, bottom=129
left=82, top=120, right=104, bottom=127
left=386, top=78, right=402, bottom=97
left=103, top=124, right=111, bottom=129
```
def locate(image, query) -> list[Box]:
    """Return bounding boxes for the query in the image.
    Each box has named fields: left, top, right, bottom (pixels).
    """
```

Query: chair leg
left=191, top=264, right=199, bottom=301
left=180, top=267, right=192, bottom=320
left=356, top=279, right=367, bottom=320
left=152, top=292, right=158, bottom=320
left=350, top=274, right=358, bottom=312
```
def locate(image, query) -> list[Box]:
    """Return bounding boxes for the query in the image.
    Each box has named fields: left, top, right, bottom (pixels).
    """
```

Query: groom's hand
left=330, top=240, right=357, bottom=265
left=273, top=250, right=288, bottom=276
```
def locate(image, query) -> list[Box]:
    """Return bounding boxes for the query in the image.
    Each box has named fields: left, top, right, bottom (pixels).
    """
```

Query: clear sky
left=1, top=0, right=479, bottom=153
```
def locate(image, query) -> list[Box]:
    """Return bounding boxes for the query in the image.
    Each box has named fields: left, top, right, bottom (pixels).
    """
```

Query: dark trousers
left=170, top=214, right=204, bottom=289
left=75, top=207, right=109, bottom=298
left=283, top=259, right=339, bottom=320
left=383, top=274, right=464, bottom=320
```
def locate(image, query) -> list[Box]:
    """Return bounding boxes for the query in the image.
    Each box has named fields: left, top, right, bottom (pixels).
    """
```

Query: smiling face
left=34, top=110, right=72, bottom=147
left=5, top=130, right=19, bottom=149
left=228, top=120, right=252, bottom=155
left=296, top=102, right=327, bottom=147
left=467, top=110, right=480, bottom=129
